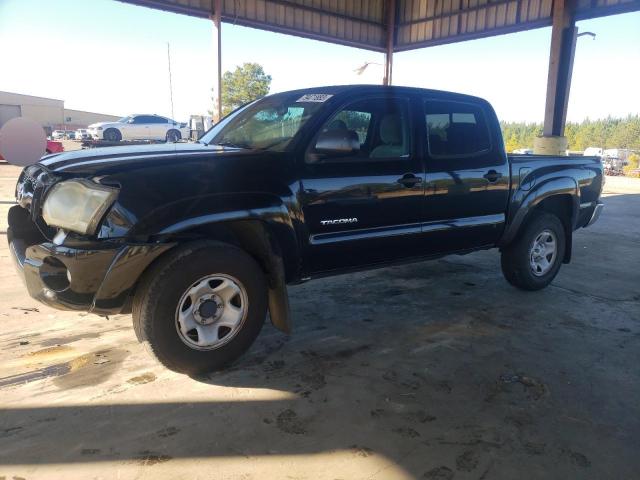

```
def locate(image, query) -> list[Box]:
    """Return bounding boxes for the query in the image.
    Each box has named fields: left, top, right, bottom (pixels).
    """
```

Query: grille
left=15, top=164, right=57, bottom=224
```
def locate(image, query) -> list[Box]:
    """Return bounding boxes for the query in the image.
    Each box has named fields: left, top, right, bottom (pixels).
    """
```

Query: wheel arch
left=166, top=128, right=181, bottom=140
left=154, top=206, right=299, bottom=277
left=500, top=177, right=579, bottom=263
left=103, top=127, right=121, bottom=141
left=130, top=206, right=299, bottom=333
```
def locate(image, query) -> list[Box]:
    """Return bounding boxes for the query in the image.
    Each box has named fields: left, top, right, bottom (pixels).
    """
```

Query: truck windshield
left=201, top=93, right=328, bottom=151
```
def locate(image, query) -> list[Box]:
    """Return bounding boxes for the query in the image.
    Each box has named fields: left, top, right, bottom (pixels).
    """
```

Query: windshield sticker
left=296, top=93, right=333, bottom=103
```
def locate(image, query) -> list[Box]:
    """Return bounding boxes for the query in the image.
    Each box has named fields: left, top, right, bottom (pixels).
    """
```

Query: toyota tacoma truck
left=8, top=86, right=604, bottom=375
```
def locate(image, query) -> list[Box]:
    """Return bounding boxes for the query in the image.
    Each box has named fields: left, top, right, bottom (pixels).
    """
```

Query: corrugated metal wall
left=219, top=0, right=387, bottom=50
left=395, top=0, right=639, bottom=49
left=120, top=0, right=640, bottom=51
left=395, top=0, right=553, bottom=50
left=122, top=0, right=388, bottom=50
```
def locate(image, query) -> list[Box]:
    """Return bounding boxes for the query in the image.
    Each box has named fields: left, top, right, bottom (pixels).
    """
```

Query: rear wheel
left=501, top=212, right=566, bottom=291
left=166, top=129, right=181, bottom=143
left=104, top=128, right=121, bottom=142
left=132, top=241, right=268, bottom=375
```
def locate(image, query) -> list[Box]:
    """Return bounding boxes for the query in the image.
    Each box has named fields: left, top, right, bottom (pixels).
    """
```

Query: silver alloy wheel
left=174, top=274, right=248, bottom=350
left=529, top=229, right=557, bottom=276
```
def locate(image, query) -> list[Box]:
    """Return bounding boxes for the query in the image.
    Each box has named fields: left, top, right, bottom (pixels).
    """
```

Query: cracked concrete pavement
left=1, top=162, right=639, bottom=479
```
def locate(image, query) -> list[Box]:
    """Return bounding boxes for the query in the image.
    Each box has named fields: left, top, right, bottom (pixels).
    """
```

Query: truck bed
left=506, top=154, right=603, bottom=232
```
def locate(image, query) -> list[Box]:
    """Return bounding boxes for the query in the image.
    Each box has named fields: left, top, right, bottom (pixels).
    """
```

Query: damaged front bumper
left=8, top=205, right=174, bottom=315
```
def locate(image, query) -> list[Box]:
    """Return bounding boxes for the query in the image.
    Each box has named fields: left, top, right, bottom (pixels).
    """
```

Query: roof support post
left=542, top=0, right=577, bottom=138
left=383, top=0, right=396, bottom=85
left=212, top=0, right=222, bottom=123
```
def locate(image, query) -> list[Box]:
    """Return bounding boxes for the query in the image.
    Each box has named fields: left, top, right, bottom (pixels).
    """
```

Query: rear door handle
left=397, top=173, right=422, bottom=188
left=483, top=170, right=502, bottom=182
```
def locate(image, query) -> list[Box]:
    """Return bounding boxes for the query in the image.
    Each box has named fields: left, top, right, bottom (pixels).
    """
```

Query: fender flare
left=499, top=176, right=580, bottom=247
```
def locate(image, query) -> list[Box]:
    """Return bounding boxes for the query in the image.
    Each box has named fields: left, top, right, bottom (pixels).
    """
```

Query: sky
left=0, top=0, right=638, bottom=123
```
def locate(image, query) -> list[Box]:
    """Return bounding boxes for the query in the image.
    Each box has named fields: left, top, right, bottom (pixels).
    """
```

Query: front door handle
left=483, top=170, right=502, bottom=182
left=397, top=173, right=422, bottom=188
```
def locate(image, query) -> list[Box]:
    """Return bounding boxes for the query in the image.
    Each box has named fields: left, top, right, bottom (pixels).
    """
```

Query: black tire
left=166, top=129, right=181, bottom=143
left=501, top=212, right=566, bottom=291
left=104, top=128, right=121, bottom=142
left=132, top=241, right=268, bottom=375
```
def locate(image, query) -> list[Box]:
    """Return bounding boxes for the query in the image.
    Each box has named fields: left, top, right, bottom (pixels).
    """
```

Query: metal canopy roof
left=120, top=0, right=640, bottom=52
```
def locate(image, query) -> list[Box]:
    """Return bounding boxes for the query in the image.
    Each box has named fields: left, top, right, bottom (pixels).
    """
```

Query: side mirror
left=314, top=129, right=360, bottom=155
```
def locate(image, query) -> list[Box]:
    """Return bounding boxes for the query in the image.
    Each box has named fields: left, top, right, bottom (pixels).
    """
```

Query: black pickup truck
left=8, top=85, right=604, bottom=374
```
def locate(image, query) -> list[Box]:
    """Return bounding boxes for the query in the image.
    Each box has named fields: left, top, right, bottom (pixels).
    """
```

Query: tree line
left=501, top=115, right=640, bottom=153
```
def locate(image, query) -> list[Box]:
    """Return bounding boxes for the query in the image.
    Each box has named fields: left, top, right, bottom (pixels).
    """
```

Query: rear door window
left=424, top=100, right=491, bottom=158
left=149, top=116, right=169, bottom=124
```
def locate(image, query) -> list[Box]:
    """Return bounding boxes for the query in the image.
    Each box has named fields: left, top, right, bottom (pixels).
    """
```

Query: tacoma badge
left=320, top=218, right=358, bottom=225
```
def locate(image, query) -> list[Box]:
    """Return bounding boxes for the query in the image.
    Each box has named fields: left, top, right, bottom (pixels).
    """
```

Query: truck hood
left=38, top=142, right=241, bottom=174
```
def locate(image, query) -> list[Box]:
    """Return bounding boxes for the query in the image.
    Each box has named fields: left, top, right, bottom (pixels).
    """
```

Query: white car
left=51, top=130, right=66, bottom=140
left=513, top=148, right=533, bottom=155
left=87, top=114, right=188, bottom=142
left=75, top=128, right=90, bottom=140
left=584, top=147, right=603, bottom=157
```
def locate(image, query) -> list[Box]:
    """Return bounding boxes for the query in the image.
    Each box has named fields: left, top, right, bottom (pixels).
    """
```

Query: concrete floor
left=1, top=162, right=639, bottom=480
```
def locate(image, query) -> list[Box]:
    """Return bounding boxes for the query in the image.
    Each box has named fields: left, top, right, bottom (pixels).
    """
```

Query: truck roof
left=267, top=84, right=490, bottom=105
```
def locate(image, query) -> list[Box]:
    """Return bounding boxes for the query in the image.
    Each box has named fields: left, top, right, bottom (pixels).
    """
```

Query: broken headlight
left=42, top=179, right=118, bottom=235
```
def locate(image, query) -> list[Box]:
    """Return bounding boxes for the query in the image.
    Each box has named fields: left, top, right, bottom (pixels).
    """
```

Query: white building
left=0, top=91, right=120, bottom=135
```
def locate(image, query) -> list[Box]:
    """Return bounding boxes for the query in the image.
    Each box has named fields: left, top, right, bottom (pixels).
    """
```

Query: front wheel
left=103, top=128, right=122, bottom=142
left=501, top=212, right=566, bottom=291
left=132, top=241, right=268, bottom=375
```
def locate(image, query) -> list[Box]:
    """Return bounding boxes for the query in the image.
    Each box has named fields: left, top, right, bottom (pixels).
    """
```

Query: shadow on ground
left=0, top=192, right=639, bottom=479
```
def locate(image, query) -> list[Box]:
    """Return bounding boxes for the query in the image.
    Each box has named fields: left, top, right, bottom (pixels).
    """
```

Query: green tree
left=624, top=153, right=640, bottom=177
left=212, top=63, right=272, bottom=117
left=504, top=132, right=519, bottom=152
left=500, top=115, right=640, bottom=153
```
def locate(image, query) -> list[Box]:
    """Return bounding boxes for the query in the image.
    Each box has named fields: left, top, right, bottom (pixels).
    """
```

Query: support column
left=383, top=0, right=396, bottom=86
left=535, top=0, right=577, bottom=155
left=212, top=0, right=222, bottom=123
